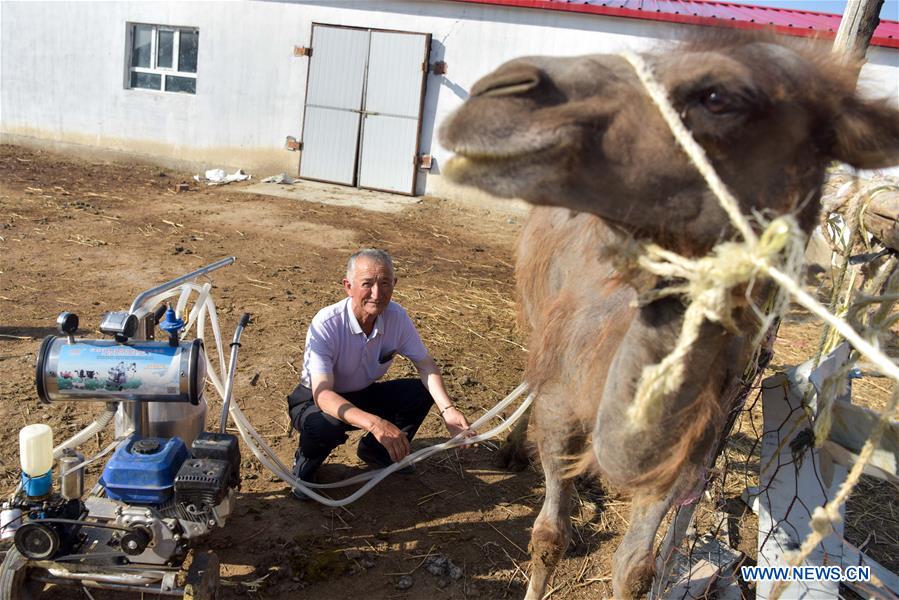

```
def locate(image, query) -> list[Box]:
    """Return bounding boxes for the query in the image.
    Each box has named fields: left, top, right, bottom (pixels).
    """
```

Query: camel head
left=441, top=33, right=899, bottom=252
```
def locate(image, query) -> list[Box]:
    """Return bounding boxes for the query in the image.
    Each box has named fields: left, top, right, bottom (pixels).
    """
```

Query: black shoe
left=356, top=441, right=416, bottom=475
left=291, top=451, right=325, bottom=501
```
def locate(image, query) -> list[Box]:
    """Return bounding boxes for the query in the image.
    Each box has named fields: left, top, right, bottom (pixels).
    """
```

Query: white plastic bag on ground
left=193, top=168, right=251, bottom=186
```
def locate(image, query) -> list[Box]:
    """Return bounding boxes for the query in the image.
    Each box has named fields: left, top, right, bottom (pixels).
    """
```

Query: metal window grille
left=127, top=23, right=199, bottom=95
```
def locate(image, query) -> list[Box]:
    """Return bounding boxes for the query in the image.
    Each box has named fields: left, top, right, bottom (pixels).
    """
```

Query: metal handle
left=219, top=313, right=252, bottom=434
left=128, top=257, right=236, bottom=316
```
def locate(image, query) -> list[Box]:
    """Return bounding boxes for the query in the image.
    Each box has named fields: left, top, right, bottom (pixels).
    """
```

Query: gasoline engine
left=0, top=258, right=246, bottom=598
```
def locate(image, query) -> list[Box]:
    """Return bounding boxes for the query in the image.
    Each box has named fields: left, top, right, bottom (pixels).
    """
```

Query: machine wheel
left=0, top=546, right=46, bottom=599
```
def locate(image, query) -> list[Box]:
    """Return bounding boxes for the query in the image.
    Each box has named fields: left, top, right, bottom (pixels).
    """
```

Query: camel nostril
left=472, top=65, right=543, bottom=98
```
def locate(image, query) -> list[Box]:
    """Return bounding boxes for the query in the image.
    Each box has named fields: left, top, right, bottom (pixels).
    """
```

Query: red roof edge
left=445, top=0, right=899, bottom=49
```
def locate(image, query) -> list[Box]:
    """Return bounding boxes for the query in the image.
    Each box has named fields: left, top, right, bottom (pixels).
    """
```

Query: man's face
left=344, top=257, right=396, bottom=321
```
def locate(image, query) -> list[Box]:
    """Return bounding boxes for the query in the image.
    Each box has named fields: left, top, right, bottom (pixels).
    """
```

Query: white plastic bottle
left=20, top=424, right=53, bottom=476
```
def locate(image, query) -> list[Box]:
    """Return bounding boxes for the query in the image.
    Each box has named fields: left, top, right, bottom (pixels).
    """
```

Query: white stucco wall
left=860, top=45, right=899, bottom=99
left=1, top=0, right=897, bottom=197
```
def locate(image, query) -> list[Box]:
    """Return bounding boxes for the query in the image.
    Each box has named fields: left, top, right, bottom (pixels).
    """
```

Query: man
left=287, top=249, right=472, bottom=499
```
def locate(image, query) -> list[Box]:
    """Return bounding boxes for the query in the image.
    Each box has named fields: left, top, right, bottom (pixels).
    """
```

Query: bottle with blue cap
left=19, top=424, right=53, bottom=498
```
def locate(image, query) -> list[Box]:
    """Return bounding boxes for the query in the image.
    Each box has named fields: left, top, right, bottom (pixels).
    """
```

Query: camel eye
left=699, top=88, right=732, bottom=114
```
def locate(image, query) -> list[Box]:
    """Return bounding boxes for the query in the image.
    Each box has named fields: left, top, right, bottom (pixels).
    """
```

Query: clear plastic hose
left=52, top=404, right=117, bottom=459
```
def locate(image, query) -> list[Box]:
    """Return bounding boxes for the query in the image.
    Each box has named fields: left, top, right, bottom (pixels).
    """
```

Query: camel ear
left=830, top=95, right=899, bottom=169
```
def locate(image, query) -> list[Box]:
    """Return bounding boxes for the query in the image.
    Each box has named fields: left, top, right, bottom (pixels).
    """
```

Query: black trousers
left=287, top=378, right=433, bottom=465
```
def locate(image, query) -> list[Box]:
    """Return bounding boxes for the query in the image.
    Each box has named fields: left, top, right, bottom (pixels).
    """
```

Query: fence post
left=754, top=343, right=851, bottom=599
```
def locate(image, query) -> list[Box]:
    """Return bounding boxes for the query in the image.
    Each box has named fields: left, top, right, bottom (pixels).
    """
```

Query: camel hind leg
left=524, top=390, right=585, bottom=600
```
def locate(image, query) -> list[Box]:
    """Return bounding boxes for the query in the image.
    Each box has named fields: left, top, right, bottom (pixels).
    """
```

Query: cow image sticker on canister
left=56, top=341, right=182, bottom=399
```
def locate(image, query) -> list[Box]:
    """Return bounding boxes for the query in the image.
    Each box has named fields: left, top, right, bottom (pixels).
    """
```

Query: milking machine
left=0, top=257, right=247, bottom=599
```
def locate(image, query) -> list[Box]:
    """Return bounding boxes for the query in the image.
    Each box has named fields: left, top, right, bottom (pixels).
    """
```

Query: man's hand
left=413, top=356, right=476, bottom=443
left=368, top=417, right=411, bottom=462
left=442, top=406, right=474, bottom=441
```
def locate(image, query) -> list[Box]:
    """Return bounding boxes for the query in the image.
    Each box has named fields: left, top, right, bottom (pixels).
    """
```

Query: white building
left=2, top=0, right=897, bottom=197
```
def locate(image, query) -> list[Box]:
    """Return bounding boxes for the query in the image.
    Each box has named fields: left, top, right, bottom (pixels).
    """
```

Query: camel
left=440, top=32, right=899, bottom=599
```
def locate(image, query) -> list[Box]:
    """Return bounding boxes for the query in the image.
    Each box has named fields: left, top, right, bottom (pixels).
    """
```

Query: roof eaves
left=443, top=0, right=899, bottom=49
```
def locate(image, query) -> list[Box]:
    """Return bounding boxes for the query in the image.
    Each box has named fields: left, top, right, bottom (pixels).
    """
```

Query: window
left=128, top=24, right=198, bottom=94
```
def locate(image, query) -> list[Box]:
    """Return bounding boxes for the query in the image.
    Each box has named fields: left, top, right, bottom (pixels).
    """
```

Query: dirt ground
left=0, top=144, right=895, bottom=599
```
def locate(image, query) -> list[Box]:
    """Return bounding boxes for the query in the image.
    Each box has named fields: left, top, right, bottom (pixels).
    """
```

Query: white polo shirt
left=300, top=298, right=429, bottom=393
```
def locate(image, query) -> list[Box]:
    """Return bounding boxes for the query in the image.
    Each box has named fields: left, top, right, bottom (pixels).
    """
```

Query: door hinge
left=286, top=136, right=302, bottom=151
left=294, top=46, right=312, bottom=57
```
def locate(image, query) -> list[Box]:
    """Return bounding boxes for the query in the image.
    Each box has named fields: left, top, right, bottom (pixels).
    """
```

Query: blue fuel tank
left=100, top=435, right=189, bottom=504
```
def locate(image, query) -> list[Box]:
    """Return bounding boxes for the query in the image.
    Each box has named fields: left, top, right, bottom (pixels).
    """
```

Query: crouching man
left=287, top=248, right=472, bottom=499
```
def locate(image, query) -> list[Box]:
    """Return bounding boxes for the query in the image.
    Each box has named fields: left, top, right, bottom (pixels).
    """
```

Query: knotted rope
left=629, top=219, right=805, bottom=425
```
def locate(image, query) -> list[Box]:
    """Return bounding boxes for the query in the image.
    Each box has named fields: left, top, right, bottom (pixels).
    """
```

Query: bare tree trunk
left=832, top=0, right=885, bottom=75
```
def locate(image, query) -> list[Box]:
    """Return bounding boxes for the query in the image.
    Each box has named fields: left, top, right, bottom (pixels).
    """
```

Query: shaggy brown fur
left=440, top=31, right=899, bottom=600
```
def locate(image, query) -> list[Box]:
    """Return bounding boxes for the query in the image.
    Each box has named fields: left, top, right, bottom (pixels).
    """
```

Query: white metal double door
left=300, top=25, right=430, bottom=195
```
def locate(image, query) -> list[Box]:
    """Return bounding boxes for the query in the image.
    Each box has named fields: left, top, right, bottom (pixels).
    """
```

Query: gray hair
left=346, top=248, right=394, bottom=281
